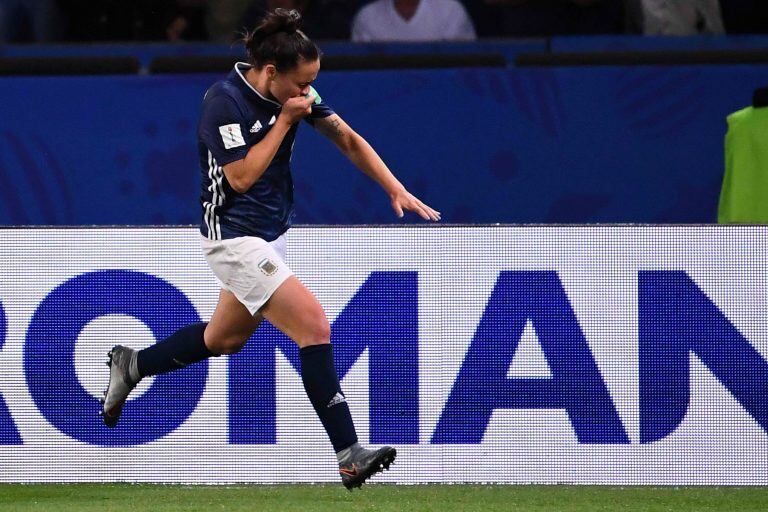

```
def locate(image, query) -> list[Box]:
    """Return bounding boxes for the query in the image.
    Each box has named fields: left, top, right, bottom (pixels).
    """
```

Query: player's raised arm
left=223, top=93, right=314, bottom=193
left=314, top=114, right=441, bottom=221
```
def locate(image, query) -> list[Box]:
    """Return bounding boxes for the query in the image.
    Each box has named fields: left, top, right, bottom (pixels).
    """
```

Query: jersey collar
left=233, top=62, right=282, bottom=108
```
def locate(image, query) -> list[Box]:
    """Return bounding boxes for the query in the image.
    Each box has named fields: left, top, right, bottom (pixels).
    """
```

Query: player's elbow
left=228, top=176, right=252, bottom=194
left=340, top=131, right=364, bottom=156
left=223, top=162, right=255, bottom=194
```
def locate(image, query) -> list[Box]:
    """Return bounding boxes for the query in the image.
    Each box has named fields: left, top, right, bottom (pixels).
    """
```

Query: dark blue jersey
left=197, top=62, right=334, bottom=241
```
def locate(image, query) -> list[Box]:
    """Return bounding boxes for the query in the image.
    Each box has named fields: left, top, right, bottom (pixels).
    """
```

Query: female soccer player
left=101, top=8, right=440, bottom=490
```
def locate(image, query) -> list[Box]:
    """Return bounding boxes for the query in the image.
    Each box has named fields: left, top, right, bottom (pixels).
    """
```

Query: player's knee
left=217, top=337, right=248, bottom=355
left=205, top=332, right=248, bottom=355
left=297, top=316, right=330, bottom=348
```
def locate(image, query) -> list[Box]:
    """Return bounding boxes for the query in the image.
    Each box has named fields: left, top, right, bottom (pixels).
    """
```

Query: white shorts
left=201, top=234, right=293, bottom=316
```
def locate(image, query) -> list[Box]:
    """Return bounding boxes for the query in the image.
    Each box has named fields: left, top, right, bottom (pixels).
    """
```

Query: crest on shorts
left=258, top=257, right=278, bottom=276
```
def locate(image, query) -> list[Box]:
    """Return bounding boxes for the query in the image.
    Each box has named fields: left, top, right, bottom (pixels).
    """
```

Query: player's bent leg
left=101, top=323, right=212, bottom=427
left=260, top=276, right=396, bottom=489
left=205, top=289, right=263, bottom=355
left=101, top=290, right=259, bottom=428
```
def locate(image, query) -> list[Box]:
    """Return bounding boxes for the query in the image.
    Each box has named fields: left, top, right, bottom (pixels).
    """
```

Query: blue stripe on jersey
left=197, top=62, right=335, bottom=242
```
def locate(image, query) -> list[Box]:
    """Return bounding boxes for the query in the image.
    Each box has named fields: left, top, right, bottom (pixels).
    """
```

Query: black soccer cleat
left=100, top=345, right=138, bottom=428
left=338, top=445, right=396, bottom=490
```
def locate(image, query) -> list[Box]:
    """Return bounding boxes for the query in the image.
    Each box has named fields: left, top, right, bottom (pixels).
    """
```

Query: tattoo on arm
left=318, top=117, right=343, bottom=139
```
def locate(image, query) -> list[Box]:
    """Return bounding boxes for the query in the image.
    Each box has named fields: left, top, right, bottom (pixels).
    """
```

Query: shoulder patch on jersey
left=219, top=123, right=246, bottom=149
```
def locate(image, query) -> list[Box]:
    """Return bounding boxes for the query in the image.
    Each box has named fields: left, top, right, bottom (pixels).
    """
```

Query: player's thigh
left=205, top=289, right=262, bottom=354
left=260, top=276, right=329, bottom=348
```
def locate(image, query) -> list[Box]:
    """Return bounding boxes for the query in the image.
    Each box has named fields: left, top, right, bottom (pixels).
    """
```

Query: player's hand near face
left=280, top=93, right=315, bottom=124
left=390, top=189, right=441, bottom=221
left=223, top=93, right=315, bottom=194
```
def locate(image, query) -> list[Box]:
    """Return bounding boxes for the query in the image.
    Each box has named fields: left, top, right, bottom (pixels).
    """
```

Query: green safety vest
left=718, top=106, right=768, bottom=223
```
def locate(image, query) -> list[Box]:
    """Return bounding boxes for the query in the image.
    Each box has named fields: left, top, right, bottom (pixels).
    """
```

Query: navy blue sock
left=136, top=322, right=214, bottom=378
left=299, top=344, right=358, bottom=452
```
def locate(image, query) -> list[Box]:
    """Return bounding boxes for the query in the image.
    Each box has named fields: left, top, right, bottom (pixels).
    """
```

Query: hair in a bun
left=243, top=9, right=320, bottom=72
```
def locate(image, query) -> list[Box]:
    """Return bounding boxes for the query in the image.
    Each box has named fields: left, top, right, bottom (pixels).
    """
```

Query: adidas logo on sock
left=327, top=392, right=346, bottom=408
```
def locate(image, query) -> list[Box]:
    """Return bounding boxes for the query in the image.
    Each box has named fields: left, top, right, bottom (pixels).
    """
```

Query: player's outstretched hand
left=390, top=189, right=441, bottom=221
left=280, top=93, right=315, bottom=124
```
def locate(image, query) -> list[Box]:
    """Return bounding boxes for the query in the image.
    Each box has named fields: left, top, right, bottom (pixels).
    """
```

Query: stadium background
left=1, top=2, right=768, bottom=509
left=0, top=38, right=767, bottom=225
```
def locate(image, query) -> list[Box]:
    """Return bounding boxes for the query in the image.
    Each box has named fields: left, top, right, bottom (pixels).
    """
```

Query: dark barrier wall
left=2, top=37, right=764, bottom=67
left=0, top=65, right=765, bottom=225
left=0, top=40, right=546, bottom=69
left=551, top=35, right=768, bottom=53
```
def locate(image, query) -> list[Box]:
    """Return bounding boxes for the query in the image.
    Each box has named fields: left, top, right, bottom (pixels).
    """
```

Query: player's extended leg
left=260, top=275, right=396, bottom=490
left=101, top=289, right=259, bottom=427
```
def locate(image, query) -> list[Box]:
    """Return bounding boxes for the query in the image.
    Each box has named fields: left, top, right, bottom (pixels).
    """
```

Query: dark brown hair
left=243, top=9, right=320, bottom=72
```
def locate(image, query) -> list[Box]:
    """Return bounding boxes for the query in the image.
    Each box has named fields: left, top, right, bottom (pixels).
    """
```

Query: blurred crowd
left=0, top=0, right=766, bottom=43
